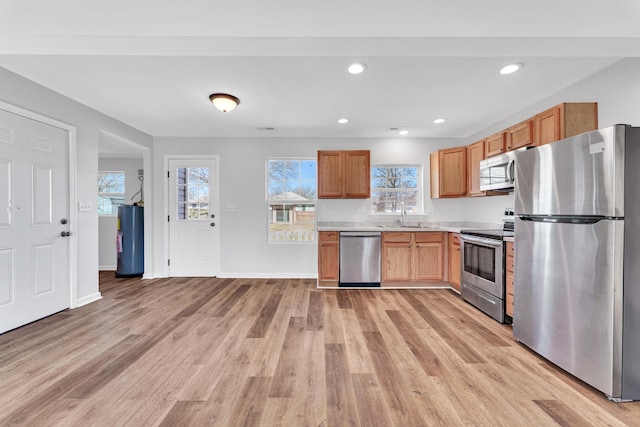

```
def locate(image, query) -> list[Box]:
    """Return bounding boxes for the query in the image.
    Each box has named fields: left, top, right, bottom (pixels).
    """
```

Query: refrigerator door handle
left=518, top=215, right=609, bottom=225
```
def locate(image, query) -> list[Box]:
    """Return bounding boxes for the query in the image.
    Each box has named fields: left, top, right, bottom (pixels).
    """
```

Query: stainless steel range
left=460, top=212, right=514, bottom=323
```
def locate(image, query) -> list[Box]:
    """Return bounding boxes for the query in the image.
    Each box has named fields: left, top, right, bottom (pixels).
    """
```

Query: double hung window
left=370, top=165, right=422, bottom=214
left=97, top=171, right=125, bottom=215
left=267, top=159, right=316, bottom=242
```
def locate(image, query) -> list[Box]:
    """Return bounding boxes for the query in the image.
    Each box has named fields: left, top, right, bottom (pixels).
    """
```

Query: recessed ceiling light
left=398, top=129, right=409, bottom=136
left=347, top=63, right=366, bottom=75
left=338, top=118, right=349, bottom=124
left=433, top=118, right=447, bottom=124
left=499, top=63, right=523, bottom=75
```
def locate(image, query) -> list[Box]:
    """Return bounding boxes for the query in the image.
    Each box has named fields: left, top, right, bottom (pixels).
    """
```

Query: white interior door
left=0, top=109, right=71, bottom=334
left=168, top=158, right=219, bottom=277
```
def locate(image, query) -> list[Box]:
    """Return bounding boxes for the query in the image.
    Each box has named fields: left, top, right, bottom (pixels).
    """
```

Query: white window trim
left=98, top=170, right=125, bottom=216
left=266, top=157, right=317, bottom=244
left=370, top=164, right=423, bottom=215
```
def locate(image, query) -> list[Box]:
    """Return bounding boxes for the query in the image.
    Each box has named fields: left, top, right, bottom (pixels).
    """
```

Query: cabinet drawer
left=414, top=232, right=443, bottom=243
left=506, top=242, right=515, bottom=273
left=506, top=271, right=514, bottom=294
left=506, top=292, right=514, bottom=317
left=383, top=232, right=411, bottom=243
left=319, top=231, right=339, bottom=241
left=506, top=255, right=515, bottom=273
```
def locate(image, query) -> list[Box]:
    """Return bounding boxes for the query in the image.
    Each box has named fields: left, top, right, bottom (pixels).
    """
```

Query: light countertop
left=317, top=221, right=502, bottom=234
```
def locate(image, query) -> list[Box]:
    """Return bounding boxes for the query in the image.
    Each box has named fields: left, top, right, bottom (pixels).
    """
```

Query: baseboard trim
left=75, top=292, right=102, bottom=308
left=99, top=265, right=116, bottom=271
left=217, top=272, right=317, bottom=279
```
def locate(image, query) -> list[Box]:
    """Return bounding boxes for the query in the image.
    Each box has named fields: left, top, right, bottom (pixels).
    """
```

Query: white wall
left=97, top=157, right=144, bottom=270
left=152, top=58, right=640, bottom=279
left=0, top=67, right=153, bottom=305
left=5, top=57, right=640, bottom=283
left=152, top=136, right=510, bottom=278
left=467, top=58, right=640, bottom=142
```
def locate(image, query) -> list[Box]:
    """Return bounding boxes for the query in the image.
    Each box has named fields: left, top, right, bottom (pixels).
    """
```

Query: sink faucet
left=399, top=202, right=406, bottom=225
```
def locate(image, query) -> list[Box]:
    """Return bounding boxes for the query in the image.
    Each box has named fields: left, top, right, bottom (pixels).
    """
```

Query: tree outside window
left=98, top=171, right=125, bottom=215
left=175, top=167, right=210, bottom=220
left=267, top=159, right=316, bottom=242
left=371, top=166, right=421, bottom=214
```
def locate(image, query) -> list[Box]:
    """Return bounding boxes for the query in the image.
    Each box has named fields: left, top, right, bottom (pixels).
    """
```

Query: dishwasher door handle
left=340, top=231, right=382, bottom=238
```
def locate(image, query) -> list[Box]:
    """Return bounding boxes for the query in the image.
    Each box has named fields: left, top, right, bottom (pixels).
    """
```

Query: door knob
left=60, top=218, right=68, bottom=224
left=210, top=222, right=215, bottom=227
left=60, top=231, right=71, bottom=237
left=211, top=214, right=215, bottom=218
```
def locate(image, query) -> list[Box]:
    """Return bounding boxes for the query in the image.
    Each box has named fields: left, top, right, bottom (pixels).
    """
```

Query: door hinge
left=167, top=215, right=170, bottom=222
left=168, top=259, right=170, bottom=266
left=167, top=171, right=170, bottom=178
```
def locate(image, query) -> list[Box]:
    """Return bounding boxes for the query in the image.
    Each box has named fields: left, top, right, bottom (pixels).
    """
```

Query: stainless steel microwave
left=479, top=147, right=529, bottom=192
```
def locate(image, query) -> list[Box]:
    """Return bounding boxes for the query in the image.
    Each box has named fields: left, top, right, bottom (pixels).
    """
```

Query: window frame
left=266, top=157, right=317, bottom=244
left=370, top=164, right=423, bottom=215
left=97, top=171, right=125, bottom=216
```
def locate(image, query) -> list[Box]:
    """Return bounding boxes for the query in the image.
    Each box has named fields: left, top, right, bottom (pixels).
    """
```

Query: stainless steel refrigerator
left=514, top=124, right=640, bottom=401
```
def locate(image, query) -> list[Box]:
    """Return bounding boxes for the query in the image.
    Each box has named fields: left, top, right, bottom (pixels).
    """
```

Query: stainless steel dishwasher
left=339, top=231, right=382, bottom=287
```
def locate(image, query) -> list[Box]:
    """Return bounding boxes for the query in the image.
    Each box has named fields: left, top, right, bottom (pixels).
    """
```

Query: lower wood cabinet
left=448, top=233, right=461, bottom=292
left=382, top=232, right=444, bottom=284
left=318, top=231, right=339, bottom=282
left=505, top=241, right=515, bottom=318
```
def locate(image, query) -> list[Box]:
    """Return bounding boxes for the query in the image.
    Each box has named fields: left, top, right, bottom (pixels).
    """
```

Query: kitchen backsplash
left=316, top=193, right=514, bottom=224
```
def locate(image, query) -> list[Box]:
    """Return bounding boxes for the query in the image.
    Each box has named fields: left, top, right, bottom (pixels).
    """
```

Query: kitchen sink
left=374, top=223, right=430, bottom=229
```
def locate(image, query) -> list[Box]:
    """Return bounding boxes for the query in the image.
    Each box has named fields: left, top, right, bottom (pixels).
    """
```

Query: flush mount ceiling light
left=209, top=93, right=240, bottom=112
left=499, top=63, right=524, bottom=75
left=347, top=63, right=366, bottom=75
left=398, top=129, right=410, bottom=135
left=433, top=118, right=447, bottom=124
left=338, top=118, right=349, bottom=124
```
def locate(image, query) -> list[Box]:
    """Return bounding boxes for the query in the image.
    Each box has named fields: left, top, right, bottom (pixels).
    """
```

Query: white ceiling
left=0, top=0, right=639, bottom=140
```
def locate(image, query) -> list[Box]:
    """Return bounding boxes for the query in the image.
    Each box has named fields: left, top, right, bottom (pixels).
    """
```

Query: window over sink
left=370, top=165, right=422, bottom=214
left=267, top=158, right=316, bottom=243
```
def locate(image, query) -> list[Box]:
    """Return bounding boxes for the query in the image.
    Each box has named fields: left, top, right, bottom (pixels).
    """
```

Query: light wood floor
left=1, top=273, right=639, bottom=426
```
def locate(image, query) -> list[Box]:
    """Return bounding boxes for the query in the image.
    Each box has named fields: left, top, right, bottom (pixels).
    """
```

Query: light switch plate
left=78, top=201, right=93, bottom=212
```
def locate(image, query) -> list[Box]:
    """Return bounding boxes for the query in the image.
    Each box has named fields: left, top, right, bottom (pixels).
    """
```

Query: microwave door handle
left=506, top=159, right=515, bottom=184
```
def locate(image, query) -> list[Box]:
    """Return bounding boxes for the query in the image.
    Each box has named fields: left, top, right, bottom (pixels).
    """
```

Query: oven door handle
left=460, top=235, right=503, bottom=248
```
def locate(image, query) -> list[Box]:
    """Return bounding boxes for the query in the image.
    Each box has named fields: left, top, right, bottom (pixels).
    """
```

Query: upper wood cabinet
left=318, top=231, right=339, bottom=282
left=506, top=119, right=534, bottom=151
left=484, top=132, right=506, bottom=158
left=430, top=147, right=467, bottom=199
left=534, top=103, right=598, bottom=146
left=467, top=140, right=485, bottom=197
left=318, top=150, right=370, bottom=199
